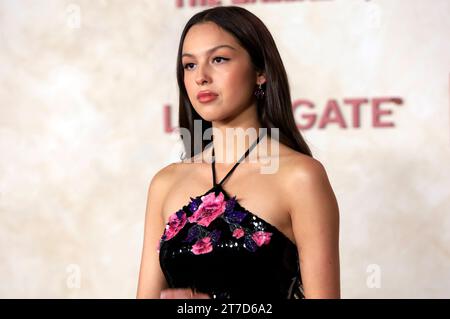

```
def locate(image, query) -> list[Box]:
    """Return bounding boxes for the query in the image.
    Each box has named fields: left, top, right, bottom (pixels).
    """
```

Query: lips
left=197, top=90, right=218, bottom=103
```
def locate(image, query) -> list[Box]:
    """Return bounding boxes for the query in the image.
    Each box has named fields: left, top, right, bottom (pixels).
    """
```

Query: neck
left=210, top=106, right=264, bottom=164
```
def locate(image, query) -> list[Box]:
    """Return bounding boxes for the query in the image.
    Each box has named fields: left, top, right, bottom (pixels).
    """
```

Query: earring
left=254, top=83, right=265, bottom=100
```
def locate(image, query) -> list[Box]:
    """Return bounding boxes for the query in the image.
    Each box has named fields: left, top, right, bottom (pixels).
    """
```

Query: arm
left=136, top=164, right=174, bottom=298
left=287, top=158, right=341, bottom=298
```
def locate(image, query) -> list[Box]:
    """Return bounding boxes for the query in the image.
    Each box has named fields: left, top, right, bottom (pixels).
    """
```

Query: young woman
left=137, top=6, right=340, bottom=299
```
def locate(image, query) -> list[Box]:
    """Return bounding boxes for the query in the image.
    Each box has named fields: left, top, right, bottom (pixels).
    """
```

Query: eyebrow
left=182, top=44, right=236, bottom=58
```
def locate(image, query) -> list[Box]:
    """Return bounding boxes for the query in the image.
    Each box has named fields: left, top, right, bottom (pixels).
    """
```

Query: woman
left=137, top=6, right=340, bottom=299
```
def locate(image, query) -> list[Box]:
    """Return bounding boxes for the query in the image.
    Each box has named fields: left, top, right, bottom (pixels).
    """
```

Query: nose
left=195, top=61, right=212, bottom=86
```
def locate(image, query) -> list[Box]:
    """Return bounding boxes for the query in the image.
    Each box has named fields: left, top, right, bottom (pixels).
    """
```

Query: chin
left=195, top=107, right=226, bottom=122
left=198, top=113, right=224, bottom=122
left=193, top=102, right=238, bottom=123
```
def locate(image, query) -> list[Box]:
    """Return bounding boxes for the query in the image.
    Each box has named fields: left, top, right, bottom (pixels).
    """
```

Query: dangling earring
left=254, top=83, right=265, bottom=100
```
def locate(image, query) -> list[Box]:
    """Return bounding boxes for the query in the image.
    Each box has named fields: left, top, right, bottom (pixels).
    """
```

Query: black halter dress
left=158, top=131, right=304, bottom=299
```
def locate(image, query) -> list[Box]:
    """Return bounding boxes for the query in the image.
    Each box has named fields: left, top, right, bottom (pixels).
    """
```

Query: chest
left=161, top=163, right=296, bottom=245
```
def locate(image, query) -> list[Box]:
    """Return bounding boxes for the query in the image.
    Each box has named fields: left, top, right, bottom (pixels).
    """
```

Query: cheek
left=223, top=68, right=254, bottom=101
left=184, top=76, right=196, bottom=100
left=183, top=75, right=192, bottom=92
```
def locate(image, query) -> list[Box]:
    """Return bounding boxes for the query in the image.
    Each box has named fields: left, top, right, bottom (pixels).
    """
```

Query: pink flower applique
left=188, top=191, right=227, bottom=227
left=232, top=228, right=245, bottom=239
left=162, top=210, right=187, bottom=241
left=191, top=236, right=213, bottom=255
left=251, top=231, right=272, bottom=247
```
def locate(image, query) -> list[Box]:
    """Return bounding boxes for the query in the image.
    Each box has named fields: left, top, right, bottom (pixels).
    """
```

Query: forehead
left=182, top=22, right=242, bottom=55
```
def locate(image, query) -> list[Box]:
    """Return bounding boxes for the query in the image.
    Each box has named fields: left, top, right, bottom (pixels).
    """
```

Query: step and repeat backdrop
left=0, top=0, right=449, bottom=298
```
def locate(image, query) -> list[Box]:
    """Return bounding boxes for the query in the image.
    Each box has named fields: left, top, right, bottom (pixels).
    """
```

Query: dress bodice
left=157, top=130, right=304, bottom=299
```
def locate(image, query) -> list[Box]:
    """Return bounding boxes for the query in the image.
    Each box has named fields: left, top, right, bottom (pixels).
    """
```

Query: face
left=181, top=22, right=264, bottom=122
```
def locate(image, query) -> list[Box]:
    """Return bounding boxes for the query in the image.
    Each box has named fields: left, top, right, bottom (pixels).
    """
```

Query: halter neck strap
left=211, top=130, right=267, bottom=188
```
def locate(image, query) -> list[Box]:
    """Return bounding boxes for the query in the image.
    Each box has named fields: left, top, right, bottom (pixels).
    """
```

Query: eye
left=213, top=56, right=229, bottom=64
left=183, top=63, right=195, bottom=70
left=183, top=57, right=229, bottom=71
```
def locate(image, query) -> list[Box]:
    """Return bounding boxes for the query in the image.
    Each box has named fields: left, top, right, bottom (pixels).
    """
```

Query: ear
left=255, top=71, right=266, bottom=86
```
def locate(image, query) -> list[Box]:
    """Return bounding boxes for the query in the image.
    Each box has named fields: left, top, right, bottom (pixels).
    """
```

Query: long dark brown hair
left=176, top=6, right=312, bottom=160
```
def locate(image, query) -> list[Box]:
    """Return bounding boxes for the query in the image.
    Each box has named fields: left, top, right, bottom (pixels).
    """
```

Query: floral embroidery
left=190, top=229, right=222, bottom=255
left=188, top=197, right=202, bottom=214
left=232, top=228, right=244, bottom=239
left=184, top=224, right=202, bottom=244
left=192, top=236, right=213, bottom=255
left=188, top=191, right=227, bottom=227
left=162, top=209, right=187, bottom=241
left=159, top=189, right=272, bottom=255
left=252, top=231, right=272, bottom=246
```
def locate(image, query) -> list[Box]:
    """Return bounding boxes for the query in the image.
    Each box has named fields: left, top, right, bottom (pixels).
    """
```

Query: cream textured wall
left=0, top=0, right=449, bottom=298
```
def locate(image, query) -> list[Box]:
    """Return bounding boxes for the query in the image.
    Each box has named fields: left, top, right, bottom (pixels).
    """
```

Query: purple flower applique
left=243, top=235, right=258, bottom=252
left=160, top=190, right=274, bottom=256
left=210, top=229, right=222, bottom=245
left=224, top=210, right=247, bottom=224
left=184, top=224, right=202, bottom=244
left=225, top=196, right=237, bottom=212
left=223, top=196, right=248, bottom=223
left=188, top=197, right=202, bottom=213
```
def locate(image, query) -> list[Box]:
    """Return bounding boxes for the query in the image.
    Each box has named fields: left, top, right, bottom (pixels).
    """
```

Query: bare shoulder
left=149, top=162, right=177, bottom=191
left=149, top=158, right=202, bottom=197
left=152, top=148, right=207, bottom=182
left=276, top=146, right=338, bottom=216
left=275, top=143, right=326, bottom=184
left=283, top=153, right=328, bottom=187
left=147, top=162, right=189, bottom=205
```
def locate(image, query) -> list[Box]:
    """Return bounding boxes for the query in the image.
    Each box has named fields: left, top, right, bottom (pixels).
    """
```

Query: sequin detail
left=158, top=130, right=304, bottom=299
left=158, top=187, right=272, bottom=255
